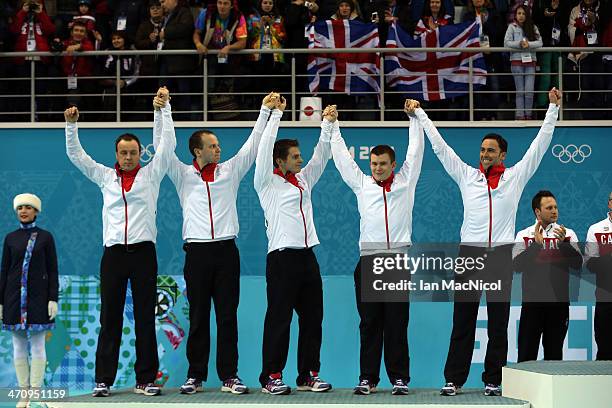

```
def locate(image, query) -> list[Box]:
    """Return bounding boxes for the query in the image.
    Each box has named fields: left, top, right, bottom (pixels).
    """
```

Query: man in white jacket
left=406, top=87, right=561, bottom=396
left=255, top=99, right=335, bottom=395
left=150, top=93, right=280, bottom=395
left=65, top=88, right=176, bottom=398
left=330, top=100, right=424, bottom=395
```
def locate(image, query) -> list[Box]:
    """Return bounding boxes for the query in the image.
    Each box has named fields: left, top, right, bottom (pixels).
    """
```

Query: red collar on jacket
left=274, top=168, right=302, bottom=189
left=479, top=162, right=506, bottom=189
left=375, top=172, right=394, bottom=192
left=115, top=163, right=141, bottom=192
left=193, top=160, right=217, bottom=182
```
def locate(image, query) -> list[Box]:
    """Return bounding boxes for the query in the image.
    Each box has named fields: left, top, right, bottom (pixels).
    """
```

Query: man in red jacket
left=61, top=21, right=95, bottom=111
left=9, top=0, right=55, bottom=119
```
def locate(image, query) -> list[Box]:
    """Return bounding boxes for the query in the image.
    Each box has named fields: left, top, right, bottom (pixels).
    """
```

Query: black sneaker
left=222, top=376, right=248, bottom=394
left=180, top=378, right=203, bottom=394
left=261, top=374, right=291, bottom=395
left=484, top=383, right=501, bottom=396
left=354, top=379, right=377, bottom=395
left=92, top=383, right=110, bottom=397
left=391, top=379, right=409, bottom=395
left=134, top=382, right=161, bottom=396
left=440, top=382, right=461, bottom=396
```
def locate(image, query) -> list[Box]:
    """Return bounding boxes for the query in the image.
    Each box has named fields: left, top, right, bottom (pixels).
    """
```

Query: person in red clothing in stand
left=60, top=21, right=95, bottom=113
left=9, top=0, right=55, bottom=119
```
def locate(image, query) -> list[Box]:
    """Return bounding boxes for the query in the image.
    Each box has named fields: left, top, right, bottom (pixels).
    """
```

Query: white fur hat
left=13, top=193, right=42, bottom=213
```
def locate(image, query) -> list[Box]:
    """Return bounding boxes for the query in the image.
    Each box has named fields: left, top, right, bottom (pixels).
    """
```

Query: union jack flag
left=307, top=20, right=380, bottom=95
left=385, top=19, right=487, bottom=101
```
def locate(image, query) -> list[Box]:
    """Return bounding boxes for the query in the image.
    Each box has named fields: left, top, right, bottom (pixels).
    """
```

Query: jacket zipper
left=205, top=181, right=215, bottom=239
left=383, top=188, right=390, bottom=249
left=298, top=188, right=308, bottom=247
left=487, top=183, right=492, bottom=248
left=121, top=176, right=129, bottom=249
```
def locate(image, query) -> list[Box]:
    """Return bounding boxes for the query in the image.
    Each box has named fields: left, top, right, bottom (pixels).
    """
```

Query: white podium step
left=502, top=361, right=612, bottom=408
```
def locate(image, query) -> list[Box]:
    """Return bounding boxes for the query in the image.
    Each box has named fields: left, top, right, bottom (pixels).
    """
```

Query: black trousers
left=259, top=248, right=323, bottom=386
left=95, top=242, right=159, bottom=385
left=184, top=240, right=240, bottom=382
left=354, top=257, right=410, bottom=385
left=517, top=303, right=569, bottom=362
left=595, top=302, right=612, bottom=360
left=444, top=245, right=513, bottom=386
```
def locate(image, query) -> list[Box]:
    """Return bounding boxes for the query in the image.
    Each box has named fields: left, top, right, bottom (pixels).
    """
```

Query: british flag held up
left=385, top=19, right=487, bottom=101
left=307, top=19, right=380, bottom=95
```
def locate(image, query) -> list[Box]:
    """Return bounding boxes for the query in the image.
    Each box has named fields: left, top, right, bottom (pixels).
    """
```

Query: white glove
left=48, top=301, right=58, bottom=320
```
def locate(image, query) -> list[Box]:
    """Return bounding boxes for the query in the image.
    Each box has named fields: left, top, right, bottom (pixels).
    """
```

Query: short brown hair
left=115, top=133, right=141, bottom=152
left=189, top=130, right=215, bottom=158
left=370, top=145, right=395, bottom=163
left=273, top=139, right=299, bottom=168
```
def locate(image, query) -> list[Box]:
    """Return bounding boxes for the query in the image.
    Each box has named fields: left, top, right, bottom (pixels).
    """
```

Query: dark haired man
left=585, top=191, right=612, bottom=360
left=406, top=87, right=561, bottom=396
left=330, top=100, right=424, bottom=395
left=513, top=190, right=581, bottom=362
left=151, top=92, right=280, bottom=395
left=254, top=100, right=336, bottom=395
left=64, top=87, right=176, bottom=398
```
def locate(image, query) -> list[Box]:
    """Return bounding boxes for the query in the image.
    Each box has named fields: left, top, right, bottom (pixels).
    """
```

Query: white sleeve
left=584, top=225, right=600, bottom=265
left=152, top=107, right=182, bottom=185
left=414, top=107, right=471, bottom=185
left=300, top=119, right=333, bottom=188
left=146, top=104, right=177, bottom=183
left=511, top=104, right=559, bottom=187
left=512, top=230, right=526, bottom=260
left=65, top=121, right=111, bottom=187
left=330, top=120, right=364, bottom=191
left=225, top=106, right=271, bottom=181
left=254, top=109, right=283, bottom=192
left=398, top=115, right=424, bottom=190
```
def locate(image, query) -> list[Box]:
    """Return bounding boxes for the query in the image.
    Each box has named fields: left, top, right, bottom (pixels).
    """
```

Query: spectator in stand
left=247, top=0, right=288, bottom=94
left=110, top=0, right=148, bottom=43
left=533, top=0, right=570, bottom=111
left=285, top=0, right=319, bottom=92
left=99, top=30, right=141, bottom=119
left=369, top=0, right=413, bottom=51
left=9, top=0, right=55, bottom=119
left=331, top=0, right=362, bottom=20
left=415, top=0, right=454, bottom=35
left=70, top=0, right=103, bottom=47
left=159, top=0, right=196, bottom=120
left=507, top=0, right=535, bottom=23
left=135, top=0, right=164, bottom=114
left=602, top=1, right=611, bottom=119
left=411, top=0, right=454, bottom=25
left=92, top=0, right=113, bottom=45
left=461, top=0, right=505, bottom=120
left=568, top=0, right=604, bottom=119
left=60, top=21, right=95, bottom=111
left=193, top=0, right=247, bottom=120
left=504, top=5, right=542, bottom=120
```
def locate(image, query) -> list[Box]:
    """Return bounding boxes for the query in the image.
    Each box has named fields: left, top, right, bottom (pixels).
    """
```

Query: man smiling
left=406, top=87, right=561, bottom=397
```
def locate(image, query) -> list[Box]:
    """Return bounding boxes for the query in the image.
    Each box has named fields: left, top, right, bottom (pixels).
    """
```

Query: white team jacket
left=585, top=213, right=612, bottom=260
left=513, top=221, right=580, bottom=260
left=65, top=104, right=176, bottom=247
left=254, top=110, right=333, bottom=253
left=415, top=104, right=559, bottom=246
left=153, top=106, right=271, bottom=241
left=331, top=116, right=424, bottom=252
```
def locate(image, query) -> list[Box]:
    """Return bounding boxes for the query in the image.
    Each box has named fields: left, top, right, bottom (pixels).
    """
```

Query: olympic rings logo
left=551, top=144, right=592, bottom=164
left=140, top=143, right=155, bottom=163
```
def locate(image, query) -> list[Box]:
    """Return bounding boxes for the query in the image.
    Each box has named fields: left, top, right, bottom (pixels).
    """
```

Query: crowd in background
left=0, top=0, right=610, bottom=121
